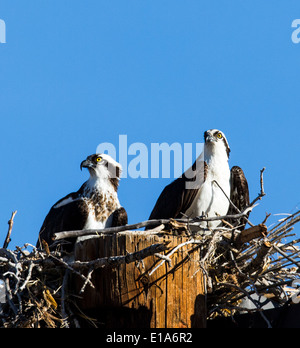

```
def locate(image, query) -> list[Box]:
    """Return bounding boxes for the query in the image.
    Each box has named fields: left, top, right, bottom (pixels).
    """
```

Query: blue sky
left=0, top=1, right=299, bottom=249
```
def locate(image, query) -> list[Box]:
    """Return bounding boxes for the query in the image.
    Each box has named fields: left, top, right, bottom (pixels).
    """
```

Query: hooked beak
left=204, top=131, right=214, bottom=143
left=80, top=159, right=94, bottom=171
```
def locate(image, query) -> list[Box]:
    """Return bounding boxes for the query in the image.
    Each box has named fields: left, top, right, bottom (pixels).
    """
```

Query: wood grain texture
left=74, top=232, right=206, bottom=328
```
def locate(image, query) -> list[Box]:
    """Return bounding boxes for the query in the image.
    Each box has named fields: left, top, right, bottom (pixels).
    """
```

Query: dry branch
left=72, top=242, right=170, bottom=270
left=148, top=239, right=202, bottom=276
left=249, top=167, right=266, bottom=207
left=243, top=241, right=272, bottom=274
left=53, top=213, right=251, bottom=241
left=234, top=224, right=268, bottom=248
left=3, top=211, right=17, bottom=249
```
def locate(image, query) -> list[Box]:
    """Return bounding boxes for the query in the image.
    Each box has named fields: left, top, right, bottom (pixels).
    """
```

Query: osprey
left=37, top=154, right=128, bottom=250
left=148, top=129, right=250, bottom=230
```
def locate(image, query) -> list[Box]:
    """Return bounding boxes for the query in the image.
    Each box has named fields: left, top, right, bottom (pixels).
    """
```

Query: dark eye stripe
left=90, top=155, right=102, bottom=163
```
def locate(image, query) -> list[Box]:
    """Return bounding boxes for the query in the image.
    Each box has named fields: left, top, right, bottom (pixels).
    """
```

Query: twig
left=213, top=180, right=254, bottom=227
left=269, top=211, right=300, bottom=234
left=53, top=213, right=251, bottom=241
left=49, top=254, right=95, bottom=290
left=260, top=167, right=266, bottom=196
left=234, top=224, right=268, bottom=249
left=4, top=278, right=18, bottom=316
left=61, top=270, right=70, bottom=328
left=19, top=262, right=35, bottom=292
left=154, top=253, right=172, bottom=267
left=262, top=213, right=271, bottom=225
left=73, top=242, right=170, bottom=270
left=249, top=168, right=266, bottom=207
left=148, top=239, right=202, bottom=277
left=272, top=244, right=300, bottom=270
left=213, top=180, right=240, bottom=214
left=243, top=241, right=272, bottom=274
left=215, top=282, right=272, bottom=327
left=79, top=268, right=94, bottom=294
left=3, top=211, right=17, bottom=249
left=54, top=220, right=172, bottom=240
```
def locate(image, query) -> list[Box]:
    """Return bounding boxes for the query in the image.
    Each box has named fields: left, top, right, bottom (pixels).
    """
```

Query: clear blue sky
left=0, top=1, right=300, bottom=249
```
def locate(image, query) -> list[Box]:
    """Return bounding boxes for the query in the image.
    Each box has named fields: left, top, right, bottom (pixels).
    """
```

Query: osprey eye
left=217, top=133, right=223, bottom=139
left=97, top=157, right=102, bottom=162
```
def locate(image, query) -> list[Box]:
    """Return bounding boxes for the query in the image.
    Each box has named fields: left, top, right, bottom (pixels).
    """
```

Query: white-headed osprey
left=148, top=129, right=249, bottom=230
left=37, top=154, right=128, bottom=250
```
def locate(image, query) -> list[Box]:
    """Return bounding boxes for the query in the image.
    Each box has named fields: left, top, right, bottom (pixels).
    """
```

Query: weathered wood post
left=74, top=232, right=206, bottom=328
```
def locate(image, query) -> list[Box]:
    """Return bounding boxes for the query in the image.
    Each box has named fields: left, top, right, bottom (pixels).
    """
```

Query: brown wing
left=148, top=178, right=199, bottom=220
left=148, top=160, right=207, bottom=222
left=112, top=207, right=128, bottom=227
left=228, top=166, right=250, bottom=229
left=36, top=192, right=88, bottom=250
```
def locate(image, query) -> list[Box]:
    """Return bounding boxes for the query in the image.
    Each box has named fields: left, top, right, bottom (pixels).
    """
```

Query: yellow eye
left=97, top=157, right=102, bottom=162
left=217, top=133, right=223, bottom=139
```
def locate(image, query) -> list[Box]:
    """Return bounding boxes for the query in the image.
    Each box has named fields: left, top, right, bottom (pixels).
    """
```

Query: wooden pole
left=74, top=232, right=206, bottom=328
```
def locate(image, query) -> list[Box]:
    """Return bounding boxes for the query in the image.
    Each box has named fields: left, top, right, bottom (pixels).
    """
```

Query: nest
left=1, top=170, right=300, bottom=328
left=205, top=211, right=300, bottom=321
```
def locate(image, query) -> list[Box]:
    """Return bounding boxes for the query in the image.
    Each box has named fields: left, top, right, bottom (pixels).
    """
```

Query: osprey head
left=80, top=154, right=122, bottom=181
left=204, top=129, right=231, bottom=158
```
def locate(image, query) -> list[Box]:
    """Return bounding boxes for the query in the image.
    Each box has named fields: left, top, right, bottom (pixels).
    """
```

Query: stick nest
left=1, top=170, right=300, bottom=328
